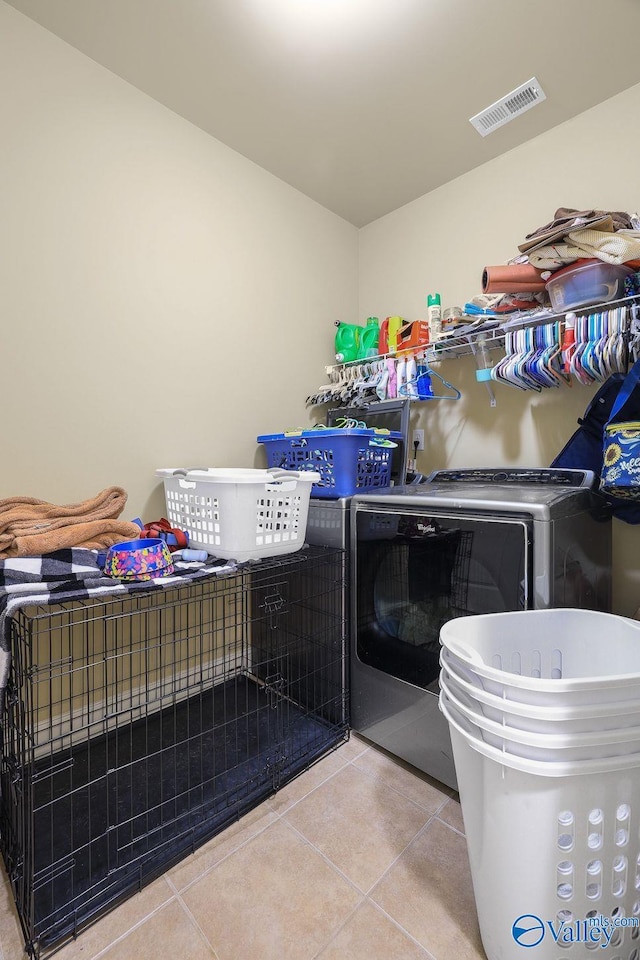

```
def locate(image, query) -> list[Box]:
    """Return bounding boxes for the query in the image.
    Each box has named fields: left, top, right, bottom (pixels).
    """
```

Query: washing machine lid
left=351, top=468, right=599, bottom=519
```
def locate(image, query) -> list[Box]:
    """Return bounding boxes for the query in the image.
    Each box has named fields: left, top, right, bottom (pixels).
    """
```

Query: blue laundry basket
left=257, top=428, right=401, bottom=499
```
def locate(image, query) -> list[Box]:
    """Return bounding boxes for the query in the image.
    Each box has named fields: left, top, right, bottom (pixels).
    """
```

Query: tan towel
left=0, top=486, right=141, bottom=558
left=567, top=229, right=640, bottom=265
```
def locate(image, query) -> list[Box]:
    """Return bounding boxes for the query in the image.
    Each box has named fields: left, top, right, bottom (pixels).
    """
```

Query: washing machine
left=350, top=467, right=612, bottom=789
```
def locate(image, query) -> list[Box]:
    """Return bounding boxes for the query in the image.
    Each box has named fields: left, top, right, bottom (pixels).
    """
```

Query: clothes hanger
left=414, top=359, right=461, bottom=400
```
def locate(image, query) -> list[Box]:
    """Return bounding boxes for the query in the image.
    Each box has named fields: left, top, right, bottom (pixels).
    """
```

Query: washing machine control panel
left=427, top=468, right=594, bottom=488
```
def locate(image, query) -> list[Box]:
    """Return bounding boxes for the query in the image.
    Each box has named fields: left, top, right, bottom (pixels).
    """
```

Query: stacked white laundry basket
left=439, top=608, right=640, bottom=960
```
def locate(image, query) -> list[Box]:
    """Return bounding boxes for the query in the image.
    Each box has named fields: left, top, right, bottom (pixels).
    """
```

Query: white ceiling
left=7, top=0, right=640, bottom=226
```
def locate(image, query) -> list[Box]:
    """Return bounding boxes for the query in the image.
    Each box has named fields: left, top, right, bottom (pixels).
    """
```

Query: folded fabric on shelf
left=517, top=207, right=635, bottom=254
left=528, top=243, right=582, bottom=270
left=0, top=486, right=140, bottom=558
left=566, top=228, right=640, bottom=265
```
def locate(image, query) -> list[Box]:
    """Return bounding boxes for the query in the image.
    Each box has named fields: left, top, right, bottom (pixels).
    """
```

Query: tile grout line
left=434, top=813, right=465, bottom=838
left=364, top=897, right=439, bottom=960
left=363, top=815, right=438, bottom=897
left=276, top=765, right=452, bottom=900
left=308, top=898, right=365, bottom=960
left=170, top=753, right=375, bottom=897
left=171, top=883, right=223, bottom=960
left=348, top=760, right=453, bottom=818
left=362, top=814, right=475, bottom=960
left=140, top=749, right=365, bottom=898
left=171, top=813, right=281, bottom=894
left=266, top=759, right=356, bottom=817
left=83, top=888, right=178, bottom=960
left=280, top=817, right=372, bottom=899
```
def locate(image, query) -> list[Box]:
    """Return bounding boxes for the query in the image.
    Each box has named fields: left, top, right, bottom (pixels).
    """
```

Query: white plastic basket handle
left=157, top=468, right=208, bottom=490
left=441, top=636, right=484, bottom=666
left=265, top=469, right=321, bottom=490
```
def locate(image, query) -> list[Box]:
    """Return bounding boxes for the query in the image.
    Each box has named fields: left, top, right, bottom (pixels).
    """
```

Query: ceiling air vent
left=469, top=77, right=546, bottom=137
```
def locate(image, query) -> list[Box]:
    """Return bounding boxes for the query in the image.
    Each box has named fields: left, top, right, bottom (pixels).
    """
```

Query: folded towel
left=0, top=486, right=140, bottom=558
left=567, top=228, right=640, bottom=265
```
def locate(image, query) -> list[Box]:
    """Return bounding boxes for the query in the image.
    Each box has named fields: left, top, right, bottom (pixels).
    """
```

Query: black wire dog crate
left=0, top=545, right=347, bottom=958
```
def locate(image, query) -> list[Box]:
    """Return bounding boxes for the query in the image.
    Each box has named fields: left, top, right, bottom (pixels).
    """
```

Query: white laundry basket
left=441, top=695, right=640, bottom=960
left=441, top=609, right=640, bottom=706
left=156, top=468, right=320, bottom=561
left=440, top=656, right=640, bottom=734
left=439, top=681, right=640, bottom=762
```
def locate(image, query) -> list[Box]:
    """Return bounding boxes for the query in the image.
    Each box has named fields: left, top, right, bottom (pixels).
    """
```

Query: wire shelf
left=326, top=293, right=640, bottom=371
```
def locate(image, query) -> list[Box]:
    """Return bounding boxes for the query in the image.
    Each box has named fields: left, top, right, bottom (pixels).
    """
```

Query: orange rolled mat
left=482, top=264, right=547, bottom=294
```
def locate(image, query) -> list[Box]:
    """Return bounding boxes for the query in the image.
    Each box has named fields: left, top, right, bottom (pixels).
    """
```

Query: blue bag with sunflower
left=551, top=359, right=640, bottom=523
left=601, top=360, right=640, bottom=505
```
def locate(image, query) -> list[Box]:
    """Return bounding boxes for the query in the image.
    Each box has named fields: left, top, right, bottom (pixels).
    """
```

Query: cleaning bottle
left=405, top=354, right=419, bottom=398
left=386, top=357, right=397, bottom=398
left=561, top=313, right=577, bottom=374
left=416, top=361, right=433, bottom=399
left=386, top=316, right=404, bottom=354
left=427, top=295, right=442, bottom=342
left=334, top=321, right=361, bottom=363
left=358, top=317, right=380, bottom=359
left=379, top=318, right=389, bottom=355
left=396, top=355, right=407, bottom=396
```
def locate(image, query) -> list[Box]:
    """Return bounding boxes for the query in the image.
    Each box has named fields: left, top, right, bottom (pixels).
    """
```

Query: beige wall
left=0, top=2, right=358, bottom=522
left=2, top=1, right=638, bottom=614
left=359, top=83, right=640, bottom=616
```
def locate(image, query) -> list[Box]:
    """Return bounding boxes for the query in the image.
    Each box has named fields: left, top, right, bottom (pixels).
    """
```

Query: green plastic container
left=358, top=317, right=380, bottom=359
left=334, top=322, right=361, bottom=363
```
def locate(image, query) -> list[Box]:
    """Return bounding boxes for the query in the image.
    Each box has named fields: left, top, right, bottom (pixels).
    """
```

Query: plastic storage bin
left=545, top=259, right=633, bottom=312
left=257, top=428, right=401, bottom=499
left=155, top=467, right=319, bottom=561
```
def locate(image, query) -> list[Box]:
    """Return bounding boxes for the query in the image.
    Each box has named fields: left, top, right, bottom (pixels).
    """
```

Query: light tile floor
left=0, top=734, right=487, bottom=960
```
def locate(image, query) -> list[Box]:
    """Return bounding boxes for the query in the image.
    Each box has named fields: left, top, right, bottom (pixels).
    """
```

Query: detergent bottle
left=416, top=361, right=434, bottom=399
left=379, top=318, right=389, bottom=355
left=334, top=321, right=361, bottom=363
left=358, top=317, right=380, bottom=359
left=386, top=316, right=405, bottom=354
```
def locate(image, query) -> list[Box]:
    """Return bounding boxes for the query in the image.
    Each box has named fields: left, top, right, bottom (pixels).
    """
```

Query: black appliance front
left=351, top=493, right=611, bottom=790
left=352, top=509, right=530, bottom=788
left=356, top=512, right=529, bottom=690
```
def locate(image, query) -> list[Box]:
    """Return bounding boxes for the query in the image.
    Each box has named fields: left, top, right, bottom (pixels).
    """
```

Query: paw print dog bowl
left=105, top=538, right=174, bottom=581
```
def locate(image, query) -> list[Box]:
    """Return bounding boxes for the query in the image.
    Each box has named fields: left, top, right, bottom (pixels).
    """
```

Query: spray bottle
left=561, top=313, right=577, bottom=374
left=427, top=294, right=442, bottom=342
